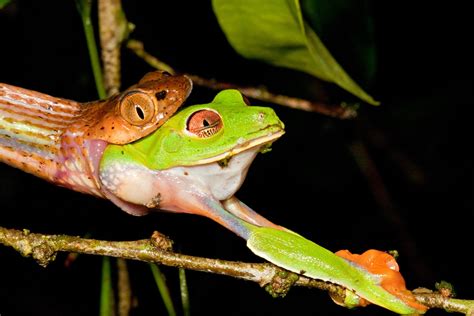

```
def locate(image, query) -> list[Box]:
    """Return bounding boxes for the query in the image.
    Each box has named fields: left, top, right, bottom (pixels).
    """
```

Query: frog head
left=99, top=89, right=284, bottom=235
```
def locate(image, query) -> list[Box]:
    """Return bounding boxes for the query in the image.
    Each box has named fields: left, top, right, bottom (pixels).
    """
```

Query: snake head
left=75, top=71, right=193, bottom=144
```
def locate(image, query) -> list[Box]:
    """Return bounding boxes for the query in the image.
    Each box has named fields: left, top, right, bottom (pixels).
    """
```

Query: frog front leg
left=222, top=196, right=283, bottom=230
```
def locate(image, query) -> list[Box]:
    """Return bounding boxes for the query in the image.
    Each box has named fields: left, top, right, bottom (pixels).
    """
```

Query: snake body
left=0, top=71, right=192, bottom=196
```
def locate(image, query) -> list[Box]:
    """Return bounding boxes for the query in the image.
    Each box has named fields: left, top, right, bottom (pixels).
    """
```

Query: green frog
left=99, top=89, right=426, bottom=315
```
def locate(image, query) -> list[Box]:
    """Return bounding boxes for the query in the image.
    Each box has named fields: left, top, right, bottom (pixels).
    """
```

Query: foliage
left=212, top=0, right=379, bottom=105
left=0, top=0, right=10, bottom=9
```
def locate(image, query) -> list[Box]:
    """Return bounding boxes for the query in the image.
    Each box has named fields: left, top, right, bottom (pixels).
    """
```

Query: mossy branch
left=1, top=226, right=473, bottom=314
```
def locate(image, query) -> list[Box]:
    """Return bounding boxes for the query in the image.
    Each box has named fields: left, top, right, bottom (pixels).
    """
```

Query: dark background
left=0, top=1, right=472, bottom=315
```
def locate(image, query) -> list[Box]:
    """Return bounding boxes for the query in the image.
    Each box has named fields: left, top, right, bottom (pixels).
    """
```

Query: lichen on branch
left=1, top=226, right=473, bottom=314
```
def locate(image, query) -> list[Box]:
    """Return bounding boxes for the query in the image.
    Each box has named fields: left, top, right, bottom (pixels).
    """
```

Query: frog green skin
left=99, top=90, right=426, bottom=314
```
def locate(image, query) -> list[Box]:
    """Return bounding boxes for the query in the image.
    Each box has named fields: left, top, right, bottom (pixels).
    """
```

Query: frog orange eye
left=186, top=110, right=223, bottom=138
left=120, top=92, right=155, bottom=126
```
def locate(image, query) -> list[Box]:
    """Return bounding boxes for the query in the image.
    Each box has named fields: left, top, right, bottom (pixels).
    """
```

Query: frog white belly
left=99, top=146, right=261, bottom=214
left=166, top=146, right=260, bottom=201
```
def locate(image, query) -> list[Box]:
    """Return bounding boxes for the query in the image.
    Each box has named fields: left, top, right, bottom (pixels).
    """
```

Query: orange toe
left=336, top=249, right=427, bottom=312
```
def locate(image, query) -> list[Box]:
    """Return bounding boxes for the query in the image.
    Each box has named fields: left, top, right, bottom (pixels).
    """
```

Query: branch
left=97, top=1, right=132, bottom=314
left=117, top=259, right=131, bottom=316
left=1, top=226, right=472, bottom=314
left=125, top=39, right=357, bottom=119
left=415, top=293, right=474, bottom=315
left=98, top=0, right=130, bottom=95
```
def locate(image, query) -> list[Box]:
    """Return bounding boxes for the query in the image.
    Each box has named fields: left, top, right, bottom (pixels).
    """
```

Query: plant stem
left=100, top=256, right=114, bottom=316
left=179, top=268, right=191, bottom=316
left=150, top=264, right=177, bottom=316
left=117, top=259, right=131, bottom=316
left=76, top=0, right=107, bottom=99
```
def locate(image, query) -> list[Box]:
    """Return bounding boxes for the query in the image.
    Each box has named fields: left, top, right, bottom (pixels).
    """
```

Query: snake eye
left=186, top=110, right=223, bottom=138
left=120, top=92, right=155, bottom=126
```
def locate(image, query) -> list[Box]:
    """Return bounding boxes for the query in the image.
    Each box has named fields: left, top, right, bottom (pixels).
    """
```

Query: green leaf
left=301, top=0, right=377, bottom=87
left=212, top=0, right=379, bottom=105
left=0, top=0, right=11, bottom=9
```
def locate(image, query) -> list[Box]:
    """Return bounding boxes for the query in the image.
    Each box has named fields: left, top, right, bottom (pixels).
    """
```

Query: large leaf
left=0, top=0, right=11, bottom=9
left=212, top=0, right=379, bottom=105
left=301, top=0, right=377, bottom=87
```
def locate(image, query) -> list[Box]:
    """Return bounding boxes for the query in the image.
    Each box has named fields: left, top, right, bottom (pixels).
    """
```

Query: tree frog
left=99, top=89, right=427, bottom=314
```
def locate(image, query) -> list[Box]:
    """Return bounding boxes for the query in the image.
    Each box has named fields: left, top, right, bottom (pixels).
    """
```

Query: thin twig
left=126, top=40, right=175, bottom=75
left=98, top=0, right=128, bottom=95
left=98, top=2, right=131, bottom=314
left=415, top=293, right=474, bottom=315
left=117, top=259, right=132, bottom=316
left=187, top=75, right=357, bottom=118
left=1, top=226, right=473, bottom=314
left=125, top=39, right=357, bottom=119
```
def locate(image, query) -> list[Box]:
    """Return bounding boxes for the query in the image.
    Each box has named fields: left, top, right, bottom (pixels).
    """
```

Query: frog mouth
left=193, top=128, right=285, bottom=166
